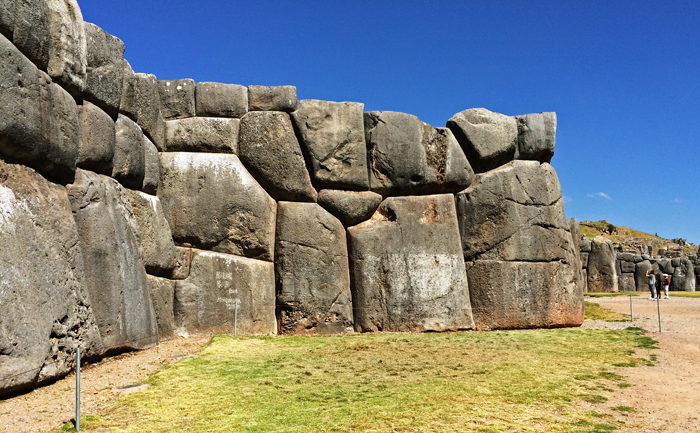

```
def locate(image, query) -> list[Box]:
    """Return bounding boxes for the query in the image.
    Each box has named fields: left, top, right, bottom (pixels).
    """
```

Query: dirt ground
left=1, top=296, right=698, bottom=433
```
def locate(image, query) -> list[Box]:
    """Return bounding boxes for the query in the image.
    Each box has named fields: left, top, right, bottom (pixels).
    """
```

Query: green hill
left=579, top=220, right=697, bottom=256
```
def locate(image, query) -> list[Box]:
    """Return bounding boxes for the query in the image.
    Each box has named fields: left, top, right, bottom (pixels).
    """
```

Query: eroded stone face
left=348, top=194, right=474, bottom=332
left=46, top=0, right=87, bottom=97
left=275, top=202, right=352, bottom=335
left=317, top=189, right=382, bottom=227
left=158, top=152, right=277, bottom=261
left=248, top=85, right=297, bottom=112
left=672, top=258, right=695, bottom=292
left=84, top=22, right=124, bottom=118
left=12, top=0, right=50, bottom=70
left=158, top=78, right=195, bottom=120
left=165, top=117, right=239, bottom=154
left=127, top=190, right=176, bottom=276
left=147, top=275, right=176, bottom=340
left=516, top=112, right=556, bottom=163
left=174, top=250, right=276, bottom=336
left=195, top=81, right=247, bottom=118
left=77, top=100, right=115, bottom=175
left=112, top=114, right=145, bottom=190
left=0, top=160, right=101, bottom=397
left=587, top=236, right=618, bottom=293
left=120, top=71, right=165, bottom=151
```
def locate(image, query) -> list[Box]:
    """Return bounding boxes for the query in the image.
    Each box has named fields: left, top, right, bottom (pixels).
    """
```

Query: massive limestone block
left=291, top=100, right=369, bottom=190
left=568, top=217, right=585, bottom=293
left=248, top=85, right=297, bottom=112
left=158, top=78, right=195, bottom=120
left=0, top=159, right=101, bottom=397
left=581, top=252, right=589, bottom=268
left=142, top=136, right=159, bottom=194
left=174, top=250, right=276, bottom=336
left=317, top=189, right=383, bottom=227
left=671, top=258, right=695, bottom=292
left=84, top=22, right=124, bottom=118
left=112, top=114, right=145, bottom=190
left=158, top=152, right=277, bottom=261
left=619, top=273, right=636, bottom=292
left=77, top=100, right=114, bottom=175
left=238, top=111, right=318, bottom=202
left=516, top=112, right=556, bottom=163
left=447, top=107, right=517, bottom=173
left=195, top=81, right=247, bottom=118
left=275, top=202, right=352, bottom=335
left=120, top=70, right=165, bottom=150
left=348, top=194, right=474, bottom=332
left=165, top=117, right=239, bottom=153
left=658, top=258, right=674, bottom=275
left=147, top=275, right=176, bottom=340
left=66, top=169, right=158, bottom=352
left=587, top=236, right=618, bottom=293
left=13, top=0, right=50, bottom=70
left=170, top=246, right=193, bottom=280
left=0, top=0, right=15, bottom=39
left=365, top=111, right=473, bottom=196
left=635, top=261, right=653, bottom=294
left=620, top=259, right=636, bottom=273
left=455, top=160, right=582, bottom=329
left=46, top=0, right=86, bottom=97
left=127, top=190, right=176, bottom=276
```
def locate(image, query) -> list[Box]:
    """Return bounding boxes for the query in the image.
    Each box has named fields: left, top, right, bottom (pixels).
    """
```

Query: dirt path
left=1, top=297, right=698, bottom=433
left=582, top=295, right=700, bottom=432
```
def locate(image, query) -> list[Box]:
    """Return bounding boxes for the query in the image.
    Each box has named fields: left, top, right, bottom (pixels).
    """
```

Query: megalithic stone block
left=77, top=100, right=115, bottom=175
left=46, top=0, right=87, bottom=98
left=147, top=275, right=176, bottom=340
left=348, top=194, right=474, bottom=332
left=587, top=236, right=618, bottom=293
left=120, top=70, right=165, bottom=151
left=195, top=81, right=247, bottom=118
left=12, top=0, right=50, bottom=70
left=317, top=189, right=383, bottom=227
left=142, top=135, right=159, bottom=195
left=516, top=112, right=556, bottom=163
left=165, top=117, right=239, bottom=154
left=248, top=85, right=297, bottom=112
left=112, top=114, right=145, bottom=190
left=84, top=22, right=125, bottom=118
left=127, top=190, right=176, bottom=276
left=158, top=78, right=195, bottom=120
left=0, top=0, right=15, bottom=39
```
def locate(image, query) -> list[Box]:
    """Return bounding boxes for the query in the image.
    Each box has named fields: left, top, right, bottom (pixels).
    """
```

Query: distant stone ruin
left=0, top=0, right=583, bottom=396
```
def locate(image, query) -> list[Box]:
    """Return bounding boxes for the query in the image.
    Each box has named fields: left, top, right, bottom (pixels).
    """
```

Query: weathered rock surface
left=671, top=258, right=695, bottom=292
left=658, top=258, right=673, bottom=275
left=0, top=159, right=101, bottom=396
left=516, top=112, right=556, bottom=163
left=147, top=275, right=176, bottom=340
left=165, top=117, right=239, bottom=153
left=580, top=239, right=592, bottom=252
left=0, top=0, right=15, bottom=39
left=587, top=236, right=618, bottom=293
left=195, top=82, right=247, bottom=118
left=84, top=22, right=124, bottom=118
left=13, top=0, right=50, bottom=71
left=275, top=202, right=352, bottom=335
left=447, top=107, right=517, bottom=173
left=365, top=111, right=473, bottom=195
left=45, top=0, right=86, bottom=97
left=620, top=260, right=636, bottom=273
left=348, top=194, right=474, bottom=332
left=174, top=250, right=276, bottom=336
left=619, top=273, right=636, bottom=292
left=635, top=261, right=653, bottom=293
left=120, top=71, right=165, bottom=151
left=568, top=217, right=585, bottom=293
left=77, top=100, right=114, bottom=175
left=291, top=99, right=369, bottom=190
left=238, top=111, right=318, bottom=202
left=581, top=252, right=589, bottom=268
left=142, top=136, right=159, bottom=194
left=127, top=190, right=176, bottom=276
left=112, top=114, right=145, bottom=190
left=66, top=169, right=158, bottom=353
left=317, top=189, right=383, bottom=226
left=158, top=152, right=277, bottom=261
left=157, top=78, right=195, bottom=120
left=170, top=246, right=193, bottom=280
left=248, top=85, right=297, bottom=112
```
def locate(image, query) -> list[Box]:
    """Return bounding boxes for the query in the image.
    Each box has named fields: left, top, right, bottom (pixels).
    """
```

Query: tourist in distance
left=662, top=274, right=671, bottom=299
left=646, top=269, right=656, bottom=299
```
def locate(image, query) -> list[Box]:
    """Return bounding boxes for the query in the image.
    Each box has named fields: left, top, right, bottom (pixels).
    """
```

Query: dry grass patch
left=75, top=329, right=655, bottom=433
left=584, top=302, right=630, bottom=322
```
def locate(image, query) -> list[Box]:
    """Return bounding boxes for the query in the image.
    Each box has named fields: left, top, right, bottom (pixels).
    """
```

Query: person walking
left=646, top=269, right=656, bottom=299
left=662, top=274, right=670, bottom=299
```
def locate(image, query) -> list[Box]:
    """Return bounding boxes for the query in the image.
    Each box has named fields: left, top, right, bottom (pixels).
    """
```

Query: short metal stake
left=234, top=300, right=238, bottom=337
left=76, top=347, right=81, bottom=431
left=657, top=296, right=662, bottom=332
left=629, top=295, right=633, bottom=322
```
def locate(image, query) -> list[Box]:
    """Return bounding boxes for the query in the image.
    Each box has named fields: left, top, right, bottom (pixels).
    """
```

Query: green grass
left=584, top=291, right=641, bottom=298
left=668, top=291, right=700, bottom=298
left=78, top=328, right=657, bottom=433
left=584, top=302, right=630, bottom=322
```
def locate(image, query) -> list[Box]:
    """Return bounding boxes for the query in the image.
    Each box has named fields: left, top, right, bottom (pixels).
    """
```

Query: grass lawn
left=584, top=302, right=629, bottom=322
left=585, top=291, right=700, bottom=299
left=68, top=328, right=657, bottom=433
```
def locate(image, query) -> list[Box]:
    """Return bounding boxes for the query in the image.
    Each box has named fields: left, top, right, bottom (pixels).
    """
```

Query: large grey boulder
left=13, top=0, right=50, bottom=71
left=447, top=107, right=518, bottom=173
left=581, top=252, right=589, bottom=268
left=238, top=111, right=318, bottom=202
left=66, top=169, right=158, bottom=353
left=120, top=70, right=165, bottom=150
left=348, top=194, right=474, bottom=332
left=671, top=258, right=695, bottom=292
left=174, top=250, right=276, bottom=336
left=455, top=160, right=582, bottom=329
left=147, top=275, right=176, bottom=340
left=619, top=273, right=636, bottom=292
left=165, top=117, right=239, bottom=153
left=515, top=112, right=556, bottom=163
left=84, top=22, right=124, bottom=118
left=580, top=239, right=592, bottom=252
left=365, top=111, right=473, bottom=195
left=142, top=136, right=159, bottom=194
left=0, top=0, right=15, bottom=39
left=45, top=0, right=86, bottom=97
left=635, top=261, right=653, bottom=294
left=170, top=246, right=193, bottom=280
left=195, top=81, right=247, bottom=118
left=248, top=85, right=297, bottom=112
left=587, top=236, right=618, bottom=293
left=317, top=189, right=382, bottom=227
left=620, top=259, right=636, bottom=273
left=275, top=203, right=352, bottom=335
left=158, top=152, right=277, bottom=261
left=568, top=218, right=585, bottom=293
left=77, top=100, right=114, bottom=175
left=157, top=79, right=195, bottom=120
left=658, top=258, right=673, bottom=274
left=0, top=160, right=101, bottom=397
left=127, top=190, right=176, bottom=276
left=291, top=100, right=369, bottom=190
left=112, top=114, right=145, bottom=190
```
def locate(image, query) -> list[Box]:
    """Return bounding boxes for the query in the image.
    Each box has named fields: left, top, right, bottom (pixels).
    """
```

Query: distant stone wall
left=580, top=237, right=697, bottom=293
left=0, top=0, right=583, bottom=396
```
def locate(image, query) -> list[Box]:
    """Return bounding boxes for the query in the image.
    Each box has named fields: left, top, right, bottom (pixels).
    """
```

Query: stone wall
left=0, top=0, right=583, bottom=396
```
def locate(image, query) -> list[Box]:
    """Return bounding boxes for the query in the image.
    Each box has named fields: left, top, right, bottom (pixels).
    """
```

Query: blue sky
left=79, top=1, right=700, bottom=243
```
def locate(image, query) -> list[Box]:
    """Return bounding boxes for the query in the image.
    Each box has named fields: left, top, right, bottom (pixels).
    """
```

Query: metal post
left=657, top=296, right=662, bottom=332
left=234, top=300, right=238, bottom=337
left=76, top=347, right=80, bottom=431
left=629, top=295, right=633, bottom=322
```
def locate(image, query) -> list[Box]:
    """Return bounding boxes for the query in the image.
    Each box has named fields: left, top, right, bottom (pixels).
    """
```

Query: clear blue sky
left=79, top=1, right=700, bottom=244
